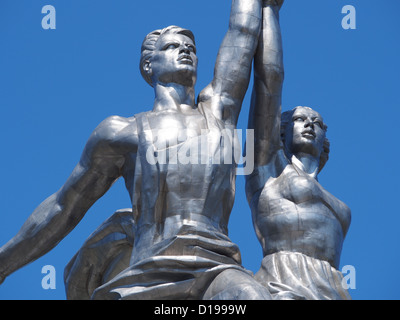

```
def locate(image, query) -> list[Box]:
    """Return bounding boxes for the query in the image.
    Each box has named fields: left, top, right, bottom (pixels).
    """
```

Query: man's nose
left=179, top=46, right=191, bottom=55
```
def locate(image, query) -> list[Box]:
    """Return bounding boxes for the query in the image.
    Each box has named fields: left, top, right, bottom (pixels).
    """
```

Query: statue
left=0, top=0, right=272, bottom=300
left=245, top=1, right=352, bottom=299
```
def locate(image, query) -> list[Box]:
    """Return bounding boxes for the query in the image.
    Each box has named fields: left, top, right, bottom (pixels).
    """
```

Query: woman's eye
left=314, top=121, right=323, bottom=128
left=294, top=117, right=304, bottom=122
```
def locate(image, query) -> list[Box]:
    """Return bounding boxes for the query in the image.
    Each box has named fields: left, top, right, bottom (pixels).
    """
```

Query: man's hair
left=281, top=106, right=330, bottom=173
left=140, top=26, right=196, bottom=87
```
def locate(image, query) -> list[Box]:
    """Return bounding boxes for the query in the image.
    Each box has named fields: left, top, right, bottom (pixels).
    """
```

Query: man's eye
left=294, top=117, right=304, bottom=122
left=187, top=45, right=196, bottom=53
left=165, top=44, right=178, bottom=50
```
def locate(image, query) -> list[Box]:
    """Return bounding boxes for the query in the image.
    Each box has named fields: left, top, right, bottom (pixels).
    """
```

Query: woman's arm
left=249, top=1, right=284, bottom=168
left=198, top=0, right=262, bottom=125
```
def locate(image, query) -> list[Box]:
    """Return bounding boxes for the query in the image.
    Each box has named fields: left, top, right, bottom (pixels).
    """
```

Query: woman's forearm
left=249, top=1, right=285, bottom=166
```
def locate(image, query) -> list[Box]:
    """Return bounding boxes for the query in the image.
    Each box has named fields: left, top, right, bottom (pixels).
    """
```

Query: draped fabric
left=91, top=228, right=248, bottom=300
left=64, top=209, right=251, bottom=300
left=255, top=251, right=351, bottom=300
left=64, top=209, right=135, bottom=300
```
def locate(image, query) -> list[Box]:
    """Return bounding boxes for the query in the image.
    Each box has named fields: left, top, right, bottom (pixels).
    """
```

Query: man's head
left=281, top=106, right=330, bottom=172
left=140, top=26, right=198, bottom=87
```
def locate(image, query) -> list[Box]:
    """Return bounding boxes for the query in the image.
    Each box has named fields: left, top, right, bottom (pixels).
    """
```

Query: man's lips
left=178, top=55, right=193, bottom=64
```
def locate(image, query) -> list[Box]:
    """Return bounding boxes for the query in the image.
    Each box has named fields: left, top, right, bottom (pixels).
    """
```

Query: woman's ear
left=143, top=60, right=152, bottom=75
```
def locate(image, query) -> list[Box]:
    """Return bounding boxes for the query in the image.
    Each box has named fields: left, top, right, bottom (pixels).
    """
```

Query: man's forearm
left=0, top=184, right=94, bottom=281
left=0, top=193, right=67, bottom=278
left=229, top=0, right=262, bottom=36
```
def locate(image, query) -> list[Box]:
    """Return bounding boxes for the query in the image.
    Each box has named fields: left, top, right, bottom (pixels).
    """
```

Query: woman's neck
left=291, top=152, right=320, bottom=179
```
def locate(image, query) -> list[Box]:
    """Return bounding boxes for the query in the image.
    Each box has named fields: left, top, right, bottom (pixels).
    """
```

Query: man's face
left=284, top=107, right=326, bottom=158
left=148, top=33, right=198, bottom=87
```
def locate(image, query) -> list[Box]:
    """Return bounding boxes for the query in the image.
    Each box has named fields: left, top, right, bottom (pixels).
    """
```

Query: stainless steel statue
left=246, top=2, right=352, bottom=299
left=0, top=0, right=273, bottom=300
left=0, top=0, right=352, bottom=301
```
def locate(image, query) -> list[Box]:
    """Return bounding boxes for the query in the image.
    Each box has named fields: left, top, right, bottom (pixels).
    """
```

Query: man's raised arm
left=199, top=0, right=262, bottom=125
left=0, top=116, right=135, bottom=284
left=249, top=0, right=285, bottom=167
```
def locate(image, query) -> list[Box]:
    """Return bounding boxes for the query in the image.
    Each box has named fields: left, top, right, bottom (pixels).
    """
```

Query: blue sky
left=0, top=0, right=399, bottom=300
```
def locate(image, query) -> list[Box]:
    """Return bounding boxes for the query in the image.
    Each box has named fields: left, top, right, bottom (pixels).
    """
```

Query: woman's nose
left=304, top=119, right=314, bottom=128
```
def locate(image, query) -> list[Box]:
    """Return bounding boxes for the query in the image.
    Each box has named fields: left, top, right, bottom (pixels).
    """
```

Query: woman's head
left=140, top=26, right=197, bottom=87
left=281, top=106, right=330, bottom=173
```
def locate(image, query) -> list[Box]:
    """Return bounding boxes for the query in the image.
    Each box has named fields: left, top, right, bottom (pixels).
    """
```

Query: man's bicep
left=203, top=49, right=253, bottom=123
left=59, top=117, right=133, bottom=207
left=60, top=156, right=115, bottom=201
left=211, top=32, right=256, bottom=105
left=213, top=33, right=255, bottom=97
left=206, top=0, right=262, bottom=122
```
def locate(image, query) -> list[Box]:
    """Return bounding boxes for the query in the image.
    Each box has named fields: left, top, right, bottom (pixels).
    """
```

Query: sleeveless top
left=66, top=104, right=250, bottom=300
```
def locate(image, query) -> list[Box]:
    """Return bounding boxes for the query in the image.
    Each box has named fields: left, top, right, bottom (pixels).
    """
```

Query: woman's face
left=284, top=107, right=326, bottom=158
left=148, top=33, right=198, bottom=87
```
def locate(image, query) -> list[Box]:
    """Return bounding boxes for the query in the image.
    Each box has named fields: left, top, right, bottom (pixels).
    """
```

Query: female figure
left=246, top=0, right=351, bottom=300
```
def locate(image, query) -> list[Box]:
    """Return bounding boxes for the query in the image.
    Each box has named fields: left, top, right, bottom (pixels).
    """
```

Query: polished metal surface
left=0, top=0, right=352, bottom=300
left=246, top=1, right=352, bottom=299
left=0, top=0, right=272, bottom=300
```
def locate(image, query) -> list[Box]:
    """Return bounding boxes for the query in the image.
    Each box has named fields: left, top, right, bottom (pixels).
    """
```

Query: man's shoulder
left=84, top=115, right=139, bottom=156
left=95, top=115, right=138, bottom=139
left=100, top=115, right=137, bottom=128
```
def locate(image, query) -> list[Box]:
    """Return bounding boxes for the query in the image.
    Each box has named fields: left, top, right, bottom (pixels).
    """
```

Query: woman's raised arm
left=249, top=1, right=285, bottom=167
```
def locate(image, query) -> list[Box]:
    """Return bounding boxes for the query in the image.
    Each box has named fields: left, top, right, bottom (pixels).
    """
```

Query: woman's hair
left=281, top=106, right=330, bottom=173
left=140, top=26, right=196, bottom=87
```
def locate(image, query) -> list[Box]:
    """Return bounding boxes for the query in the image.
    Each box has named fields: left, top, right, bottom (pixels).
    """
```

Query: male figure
left=0, top=0, right=271, bottom=300
left=246, top=1, right=352, bottom=299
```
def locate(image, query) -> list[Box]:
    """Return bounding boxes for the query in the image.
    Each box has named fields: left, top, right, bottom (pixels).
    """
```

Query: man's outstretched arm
left=0, top=116, right=134, bottom=283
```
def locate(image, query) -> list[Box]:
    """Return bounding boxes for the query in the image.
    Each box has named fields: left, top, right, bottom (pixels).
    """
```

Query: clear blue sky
left=0, top=0, right=399, bottom=300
